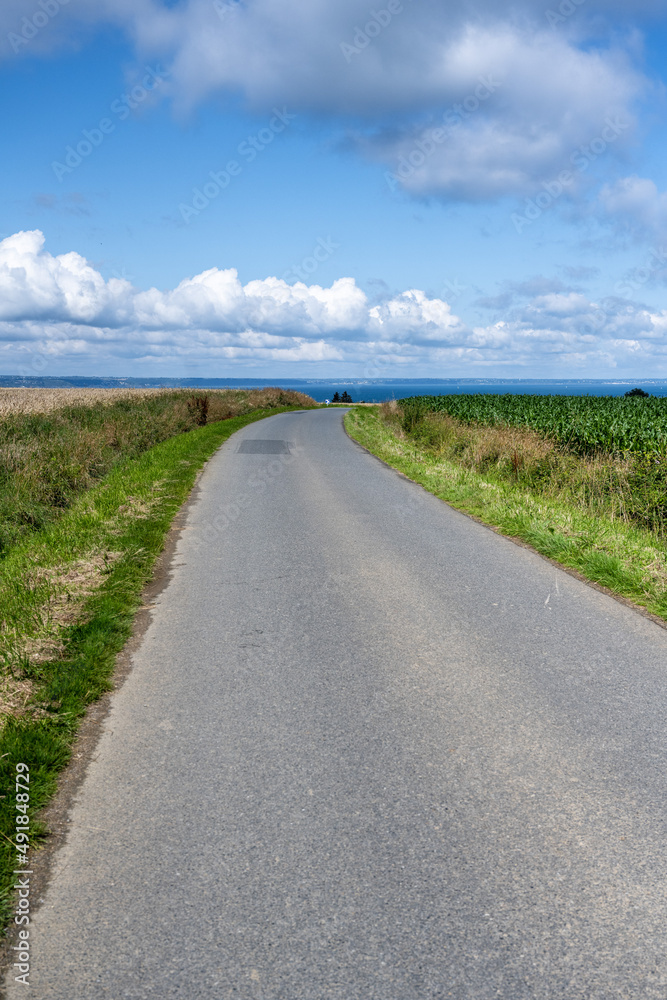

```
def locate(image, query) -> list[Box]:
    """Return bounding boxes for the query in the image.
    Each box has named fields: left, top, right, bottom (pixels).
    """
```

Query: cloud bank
left=2, top=231, right=667, bottom=375
left=0, top=0, right=655, bottom=203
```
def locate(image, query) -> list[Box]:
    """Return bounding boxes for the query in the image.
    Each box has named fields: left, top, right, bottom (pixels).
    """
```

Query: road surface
left=7, top=407, right=667, bottom=998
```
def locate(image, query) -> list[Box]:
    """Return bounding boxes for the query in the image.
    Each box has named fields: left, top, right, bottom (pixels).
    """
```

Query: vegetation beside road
left=0, top=387, right=312, bottom=557
left=345, top=401, right=667, bottom=621
left=400, top=391, right=667, bottom=455
left=0, top=388, right=315, bottom=930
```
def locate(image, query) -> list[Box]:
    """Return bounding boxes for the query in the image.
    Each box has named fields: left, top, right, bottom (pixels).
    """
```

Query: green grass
left=0, top=387, right=314, bottom=556
left=0, top=404, right=306, bottom=930
left=390, top=401, right=667, bottom=537
left=345, top=405, right=667, bottom=620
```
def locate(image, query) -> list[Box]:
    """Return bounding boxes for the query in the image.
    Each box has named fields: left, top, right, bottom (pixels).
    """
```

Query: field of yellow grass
left=0, top=387, right=171, bottom=415
left=0, top=386, right=315, bottom=415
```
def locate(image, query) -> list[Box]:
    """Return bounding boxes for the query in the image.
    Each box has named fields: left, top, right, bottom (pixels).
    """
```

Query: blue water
left=286, top=379, right=667, bottom=402
left=2, top=376, right=667, bottom=402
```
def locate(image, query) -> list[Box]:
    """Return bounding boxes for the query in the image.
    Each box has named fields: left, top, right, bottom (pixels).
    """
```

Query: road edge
left=0, top=409, right=305, bottom=994
left=343, top=408, right=667, bottom=634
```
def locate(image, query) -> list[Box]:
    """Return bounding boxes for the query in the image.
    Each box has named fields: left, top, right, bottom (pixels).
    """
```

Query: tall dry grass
left=0, top=386, right=314, bottom=416
left=0, top=388, right=315, bottom=556
left=380, top=400, right=667, bottom=537
left=0, top=387, right=170, bottom=416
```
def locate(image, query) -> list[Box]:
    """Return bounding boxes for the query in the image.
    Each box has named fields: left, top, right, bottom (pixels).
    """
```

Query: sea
left=2, top=376, right=667, bottom=403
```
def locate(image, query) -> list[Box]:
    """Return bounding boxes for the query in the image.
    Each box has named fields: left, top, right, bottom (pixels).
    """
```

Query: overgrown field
left=0, top=387, right=172, bottom=415
left=400, top=392, right=667, bottom=455
left=0, top=389, right=314, bottom=931
left=0, top=387, right=314, bottom=557
left=385, top=396, right=667, bottom=537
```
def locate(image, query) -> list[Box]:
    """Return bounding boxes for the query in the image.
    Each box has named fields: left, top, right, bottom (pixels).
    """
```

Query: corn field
left=399, top=393, right=667, bottom=455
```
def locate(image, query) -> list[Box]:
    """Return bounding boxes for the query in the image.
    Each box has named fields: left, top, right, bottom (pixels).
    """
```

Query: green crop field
left=399, top=393, right=667, bottom=455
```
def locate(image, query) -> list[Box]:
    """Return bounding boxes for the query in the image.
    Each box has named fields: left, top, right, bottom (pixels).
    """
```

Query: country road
left=7, top=406, right=667, bottom=999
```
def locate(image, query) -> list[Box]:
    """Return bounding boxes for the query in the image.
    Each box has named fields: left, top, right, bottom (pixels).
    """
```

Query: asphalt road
left=7, top=407, right=667, bottom=999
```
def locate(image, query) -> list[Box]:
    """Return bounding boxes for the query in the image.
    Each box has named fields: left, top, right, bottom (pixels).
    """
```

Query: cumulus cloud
left=470, top=271, right=667, bottom=367
left=368, top=289, right=466, bottom=344
left=482, top=281, right=667, bottom=346
left=1, top=0, right=652, bottom=203
left=0, top=229, right=467, bottom=353
left=0, top=230, right=132, bottom=326
left=3, top=232, right=667, bottom=374
left=357, top=28, right=641, bottom=201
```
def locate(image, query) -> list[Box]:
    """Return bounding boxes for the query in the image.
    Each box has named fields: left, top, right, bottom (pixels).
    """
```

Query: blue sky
left=2, top=0, right=667, bottom=378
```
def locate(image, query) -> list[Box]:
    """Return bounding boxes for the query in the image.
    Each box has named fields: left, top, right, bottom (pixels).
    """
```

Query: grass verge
left=0, top=387, right=314, bottom=556
left=0, top=404, right=305, bottom=930
left=345, top=405, right=667, bottom=622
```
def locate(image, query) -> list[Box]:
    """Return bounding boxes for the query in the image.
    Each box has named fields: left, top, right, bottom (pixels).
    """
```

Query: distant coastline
left=2, top=375, right=666, bottom=402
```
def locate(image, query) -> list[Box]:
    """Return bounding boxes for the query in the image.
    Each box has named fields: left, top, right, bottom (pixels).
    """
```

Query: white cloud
left=498, top=286, right=667, bottom=348
left=0, top=229, right=466, bottom=354
left=3, top=231, right=667, bottom=375
left=0, top=230, right=133, bottom=326
left=1, top=0, right=652, bottom=203
left=599, top=175, right=667, bottom=237
left=358, top=27, right=641, bottom=200
left=369, top=289, right=467, bottom=344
